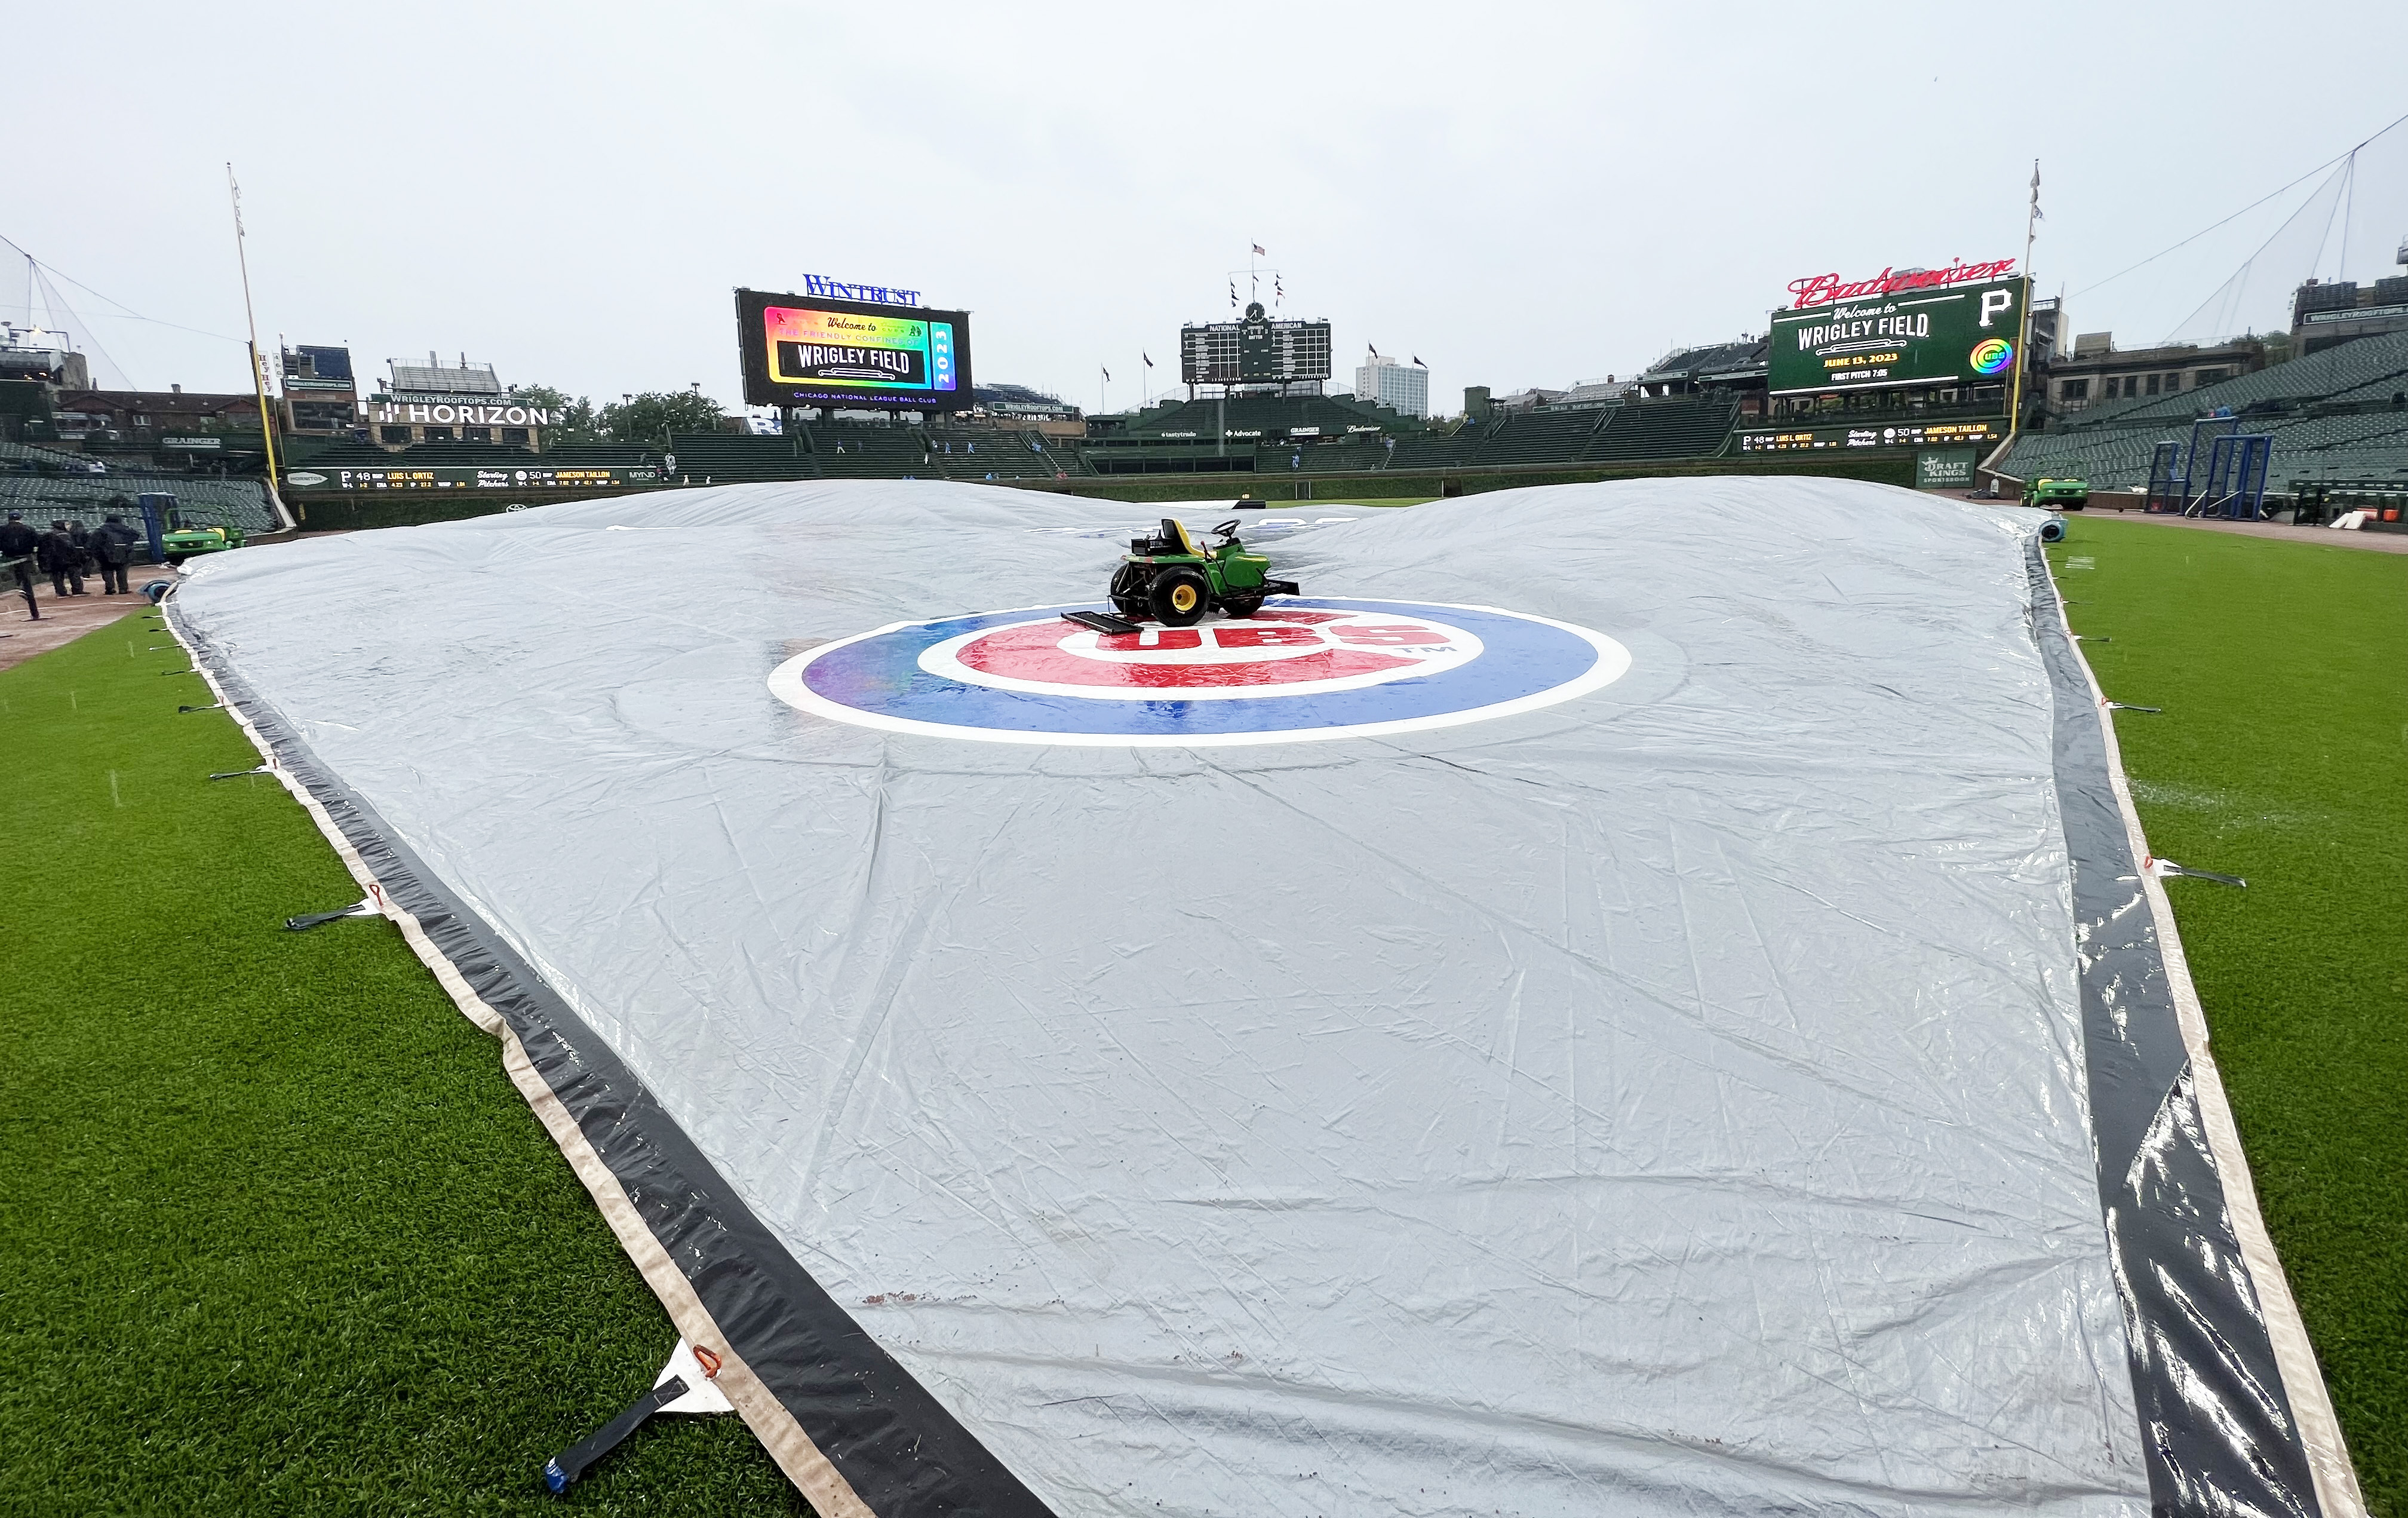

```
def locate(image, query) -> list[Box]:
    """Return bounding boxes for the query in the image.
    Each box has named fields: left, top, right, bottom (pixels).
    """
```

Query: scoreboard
left=736, top=288, right=972, bottom=410
left=1768, top=276, right=2026, bottom=397
left=1181, top=302, right=1333, bottom=386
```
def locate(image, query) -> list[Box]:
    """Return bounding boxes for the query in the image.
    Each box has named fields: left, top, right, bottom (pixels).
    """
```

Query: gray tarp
left=171, top=479, right=2343, bottom=1516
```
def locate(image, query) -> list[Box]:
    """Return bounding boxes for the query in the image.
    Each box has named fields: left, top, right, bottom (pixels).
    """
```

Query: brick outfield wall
left=283, top=453, right=1921, bottom=533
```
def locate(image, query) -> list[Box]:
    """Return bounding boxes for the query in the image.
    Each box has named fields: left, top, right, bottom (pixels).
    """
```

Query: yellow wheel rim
left=1171, top=584, right=1198, bottom=612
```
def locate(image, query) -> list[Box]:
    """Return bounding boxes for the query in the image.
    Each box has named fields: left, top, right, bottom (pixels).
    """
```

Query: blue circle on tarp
left=774, top=599, right=1627, bottom=745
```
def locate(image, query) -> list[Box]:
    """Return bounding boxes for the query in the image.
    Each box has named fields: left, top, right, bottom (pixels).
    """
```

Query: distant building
left=2292, top=262, right=2408, bottom=355
left=1354, top=354, right=1429, bottom=417
left=2041, top=333, right=2265, bottom=411
left=46, top=386, right=262, bottom=443
left=363, top=354, right=555, bottom=450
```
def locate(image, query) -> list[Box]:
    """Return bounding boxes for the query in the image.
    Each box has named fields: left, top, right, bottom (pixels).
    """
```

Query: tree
left=510, top=384, right=604, bottom=450
left=597, top=390, right=729, bottom=450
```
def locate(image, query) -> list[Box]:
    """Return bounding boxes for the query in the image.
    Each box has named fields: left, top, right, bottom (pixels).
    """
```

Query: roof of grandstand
left=973, top=384, right=1067, bottom=407
left=387, top=360, right=502, bottom=397
left=1640, top=338, right=1768, bottom=385
left=1999, top=330, right=2408, bottom=493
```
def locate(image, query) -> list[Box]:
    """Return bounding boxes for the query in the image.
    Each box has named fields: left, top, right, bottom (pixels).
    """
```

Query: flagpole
left=2008, top=159, right=2040, bottom=446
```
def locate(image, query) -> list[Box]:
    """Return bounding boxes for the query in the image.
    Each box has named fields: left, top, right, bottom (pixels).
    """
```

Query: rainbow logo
left=1971, top=338, right=2014, bottom=375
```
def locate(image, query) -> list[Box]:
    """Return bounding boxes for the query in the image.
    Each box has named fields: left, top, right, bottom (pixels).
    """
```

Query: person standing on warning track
left=1, top=510, right=42, bottom=618
left=94, top=513, right=139, bottom=596
left=39, top=520, right=87, bottom=597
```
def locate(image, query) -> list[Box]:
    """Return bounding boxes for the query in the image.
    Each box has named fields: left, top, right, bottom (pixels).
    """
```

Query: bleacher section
left=1585, top=397, right=1740, bottom=462
left=2000, top=330, right=2408, bottom=494
left=0, top=473, right=276, bottom=534
left=659, top=434, right=806, bottom=483
left=925, top=430, right=1070, bottom=482
left=0, top=438, right=106, bottom=472
left=1473, top=410, right=1612, bottom=466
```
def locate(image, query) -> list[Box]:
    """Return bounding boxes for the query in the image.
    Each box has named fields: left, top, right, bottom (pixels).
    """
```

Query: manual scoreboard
left=1181, top=302, right=1333, bottom=386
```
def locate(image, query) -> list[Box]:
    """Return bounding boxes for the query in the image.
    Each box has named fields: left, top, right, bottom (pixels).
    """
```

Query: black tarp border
left=165, top=594, right=1056, bottom=1518
left=2028, top=537, right=2349, bottom=1517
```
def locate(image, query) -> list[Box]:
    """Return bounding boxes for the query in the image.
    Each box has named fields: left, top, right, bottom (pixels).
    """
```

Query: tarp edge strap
left=161, top=606, right=877, bottom=1518
left=2047, top=553, right=2367, bottom=1518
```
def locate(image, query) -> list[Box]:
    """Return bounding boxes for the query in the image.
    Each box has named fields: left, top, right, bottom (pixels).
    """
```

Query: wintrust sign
left=1786, top=258, right=2018, bottom=309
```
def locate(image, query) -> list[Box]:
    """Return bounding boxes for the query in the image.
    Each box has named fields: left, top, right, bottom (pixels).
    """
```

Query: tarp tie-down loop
left=543, top=1342, right=730, bottom=1495
left=2104, top=701, right=2163, bottom=713
left=285, top=882, right=388, bottom=932
left=208, top=763, right=272, bottom=781
left=2144, top=855, right=2247, bottom=888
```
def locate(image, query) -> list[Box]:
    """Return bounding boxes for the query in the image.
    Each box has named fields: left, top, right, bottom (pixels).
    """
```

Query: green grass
left=0, top=621, right=805, bottom=1514
left=2050, top=518, right=2408, bottom=1515
left=2, top=522, right=2398, bottom=1512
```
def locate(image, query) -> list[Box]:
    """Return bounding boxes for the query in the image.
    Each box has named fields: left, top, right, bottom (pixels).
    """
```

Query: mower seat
left=1165, top=519, right=1206, bottom=557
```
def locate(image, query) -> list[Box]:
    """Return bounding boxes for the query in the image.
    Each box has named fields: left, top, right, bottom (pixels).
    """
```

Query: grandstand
left=0, top=472, right=277, bottom=535
left=1998, top=330, right=2408, bottom=496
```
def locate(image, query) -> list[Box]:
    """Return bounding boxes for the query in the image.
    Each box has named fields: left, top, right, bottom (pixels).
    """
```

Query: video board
left=1181, top=303, right=1334, bottom=386
left=1768, top=277, right=2026, bottom=397
left=736, top=289, right=970, bottom=410
left=309, top=464, right=662, bottom=491
left=1734, top=418, right=2007, bottom=452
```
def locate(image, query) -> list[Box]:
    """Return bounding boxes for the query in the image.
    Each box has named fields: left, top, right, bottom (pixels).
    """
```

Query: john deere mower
left=160, top=519, right=246, bottom=563
left=1063, top=518, right=1300, bottom=634
left=2022, top=476, right=2090, bottom=511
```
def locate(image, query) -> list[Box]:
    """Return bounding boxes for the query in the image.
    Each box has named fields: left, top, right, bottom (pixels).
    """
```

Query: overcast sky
left=8, top=1, right=2406, bottom=415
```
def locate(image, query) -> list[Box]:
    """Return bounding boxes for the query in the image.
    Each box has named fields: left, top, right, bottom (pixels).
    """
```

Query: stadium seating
left=0, top=438, right=105, bottom=471
left=1473, top=410, right=1612, bottom=466
left=804, top=424, right=932, bottom=479
left=1584, top=397, right=1740, bottom=462
left=0, top=473, right=276, bottom=534
left=660, top=434, right=809, bottom=483
left=2002, top=330, right=2408, bottom=493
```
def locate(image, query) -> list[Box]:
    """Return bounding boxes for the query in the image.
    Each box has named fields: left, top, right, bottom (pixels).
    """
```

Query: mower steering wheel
left=1212, top=520, right=1240, bottom=538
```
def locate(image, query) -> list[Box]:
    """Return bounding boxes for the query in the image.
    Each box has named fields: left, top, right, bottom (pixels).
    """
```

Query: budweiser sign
left=1787, top=258, right=2018, bottom=309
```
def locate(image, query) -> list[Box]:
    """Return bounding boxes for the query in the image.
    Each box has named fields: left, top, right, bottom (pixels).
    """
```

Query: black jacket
left=37, top=529, right=80, bottom=572
left=0, top=522, right=37, bottom=560
left=95, top=523, right=140, bottom=566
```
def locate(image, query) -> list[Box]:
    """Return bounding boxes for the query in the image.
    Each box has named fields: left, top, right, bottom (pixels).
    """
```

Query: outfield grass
left=2050, top=518, right=2407, bottom=1516
left=0, top=621, right=803, bottom=1513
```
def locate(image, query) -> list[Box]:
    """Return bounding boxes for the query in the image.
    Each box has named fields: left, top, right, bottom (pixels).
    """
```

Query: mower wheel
left=1149, top=568, right=1209, bottom=627
left=1221, top=596, right=1263, bottom=620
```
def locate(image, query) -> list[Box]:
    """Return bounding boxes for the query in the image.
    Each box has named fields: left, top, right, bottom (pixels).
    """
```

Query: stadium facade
left=5, top=250, right=2404, bottom=530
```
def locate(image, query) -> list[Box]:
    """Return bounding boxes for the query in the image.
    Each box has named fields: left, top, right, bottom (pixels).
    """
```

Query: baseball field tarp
left=168, top=479, right=2358, bottom=1517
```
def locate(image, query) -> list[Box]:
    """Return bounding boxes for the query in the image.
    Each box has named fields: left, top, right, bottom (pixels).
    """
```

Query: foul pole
left=2007, top=160, right=2040, bottom=444
left=227, top=164, right=288, bottom=520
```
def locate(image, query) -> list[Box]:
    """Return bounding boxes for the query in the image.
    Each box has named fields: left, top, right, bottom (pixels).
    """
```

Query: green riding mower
left=1063, top=518, right=1301, bottom=635
left=2022, top=476, right=2090, bottom=511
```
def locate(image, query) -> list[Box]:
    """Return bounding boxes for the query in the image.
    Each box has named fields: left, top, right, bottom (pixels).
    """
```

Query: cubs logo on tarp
left=767, top=599, right=1630, bottom=747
